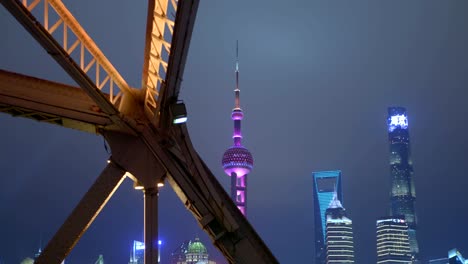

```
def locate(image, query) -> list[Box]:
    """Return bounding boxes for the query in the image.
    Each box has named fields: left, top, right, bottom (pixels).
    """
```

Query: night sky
left=1, top=0, right=468, bottom=263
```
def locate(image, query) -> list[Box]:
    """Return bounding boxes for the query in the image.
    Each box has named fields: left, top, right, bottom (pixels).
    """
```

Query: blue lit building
left=312, top=170, right=342, bottom=264
left=449, top=249, right=468, bottom=264
left=129, top=240, right=162, bottom=264
left=129, top=241, right=145, bottom=264
left=387, top=107, right=419, bottom=261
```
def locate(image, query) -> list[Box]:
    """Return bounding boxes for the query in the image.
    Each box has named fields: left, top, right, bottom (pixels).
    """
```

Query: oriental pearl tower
left=221, top=43, right=253, bottom=216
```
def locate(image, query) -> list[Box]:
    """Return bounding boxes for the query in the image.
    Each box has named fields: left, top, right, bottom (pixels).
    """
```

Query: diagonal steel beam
left=2, top=0, right=134, bottom=106
left=0, top=69, right=118, bottom=133
left=44, top=0, right=133, bottom=96
left=156, top=0, right=199, bottom=127
left=138, top=125, right=279, bottom=264
left=141, top=0, right=172, bottom=122
left=0, top=0, right=136, bottom=134
left=35, top=162, right=126, bottom=264
left=141, top=0, right=199, bottom=126
left=174, top=126, right=278, bottom=263
left=162, top=0, right=198, bottom=100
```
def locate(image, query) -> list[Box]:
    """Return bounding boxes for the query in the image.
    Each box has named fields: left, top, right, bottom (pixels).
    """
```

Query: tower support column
left=230, top=172, right=237, bottom=203
left=243, top=174, right=247, bottom=216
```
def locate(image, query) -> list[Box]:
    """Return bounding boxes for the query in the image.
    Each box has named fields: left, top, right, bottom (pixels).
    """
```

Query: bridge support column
left=144, top=187, right=159, bottom=264
left=103, top=131, right=166, bottom=264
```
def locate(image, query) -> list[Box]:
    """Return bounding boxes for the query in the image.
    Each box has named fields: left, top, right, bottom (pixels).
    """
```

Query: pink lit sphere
left=222, top=146, right=253, bottom=176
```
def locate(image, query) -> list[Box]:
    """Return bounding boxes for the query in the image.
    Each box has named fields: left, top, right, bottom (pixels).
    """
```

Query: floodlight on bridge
left=171, top=102, right=187, bottom=124
left=133, top=181, right=144, bottom=190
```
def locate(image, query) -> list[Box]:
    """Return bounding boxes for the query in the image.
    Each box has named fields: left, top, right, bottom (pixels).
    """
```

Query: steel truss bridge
left=0, top=0, right=278, bottom=263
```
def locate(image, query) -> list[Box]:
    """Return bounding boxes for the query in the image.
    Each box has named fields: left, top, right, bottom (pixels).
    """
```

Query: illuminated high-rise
left=129, top=241, right=145, bottom=264
left=387, top=107, right=419, bottom=261
left=449, top=249, right=467, bottom=264
left=376, top=217, right=412, bottom=264
left=222, top=44, right=253, bottom=216
left=312, top=170, right=342, bottom=264
left=428, top=249, right=468, bottom=264
left=325, top=193, right=355, bottom=264
left=129, top=240, right=162, bottom=264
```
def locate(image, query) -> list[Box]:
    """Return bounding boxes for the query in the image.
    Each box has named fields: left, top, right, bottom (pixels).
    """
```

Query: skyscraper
left=387, top=107, right=419, bottom=260
left=449, top=249, right=467, bottom=264
left=376, top=217, right=412, bottom=264
left=428, top=249, right=468, bottom=264
left=325, top=193, right=355, bottom=264
left=95, top=255, right=104, bottom=264
left=312, top=170, right=342, bottom=264
left=129, top=240, right=162, bottom=264
left=129, top=241, right=145, bottom=264
left=222, top=44, right=253, bottom=216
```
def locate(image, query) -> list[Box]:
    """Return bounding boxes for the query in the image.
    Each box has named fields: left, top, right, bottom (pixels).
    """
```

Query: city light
left=133, top=181, right=144, bottom=190
left=388, top=114, right=408, bottom=132
left=134, top=241, right=145, bottom=250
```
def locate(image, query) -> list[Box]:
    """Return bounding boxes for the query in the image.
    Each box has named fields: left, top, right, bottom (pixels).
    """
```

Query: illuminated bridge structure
left=0, top=1, right=278, bottom=263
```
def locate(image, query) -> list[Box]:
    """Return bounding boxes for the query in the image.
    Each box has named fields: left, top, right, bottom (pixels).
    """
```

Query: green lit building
left=171, top=237, right=216, bottom=264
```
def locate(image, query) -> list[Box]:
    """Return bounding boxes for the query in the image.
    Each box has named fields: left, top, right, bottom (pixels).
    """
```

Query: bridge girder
left=0, top=0, right=279, bottom=263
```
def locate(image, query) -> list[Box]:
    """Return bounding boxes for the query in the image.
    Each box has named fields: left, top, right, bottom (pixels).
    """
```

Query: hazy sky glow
left=1, top=1, right=468, bottom=263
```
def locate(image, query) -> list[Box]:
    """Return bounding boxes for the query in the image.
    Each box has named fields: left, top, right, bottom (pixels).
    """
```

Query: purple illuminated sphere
left=222, top=146, right=253, bottom=176
left=231, top=110, right=244, bottom=120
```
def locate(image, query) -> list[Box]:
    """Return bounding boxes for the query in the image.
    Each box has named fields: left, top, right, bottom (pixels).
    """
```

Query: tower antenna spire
left=235, top=40, right=240, bottom=109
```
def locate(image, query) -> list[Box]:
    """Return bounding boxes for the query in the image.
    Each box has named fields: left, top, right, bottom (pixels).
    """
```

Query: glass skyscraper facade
left=129, top=241, right=145, bottom=264
left=387, top=107, right=419, bottom=261
left=376, top=217, right=412, bottom=264
left=325, top=194, right=355, bottom=264
left=312, top=170, right=342, bottom=264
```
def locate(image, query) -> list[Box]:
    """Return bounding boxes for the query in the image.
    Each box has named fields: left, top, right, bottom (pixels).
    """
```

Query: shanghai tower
left=222, top=44, right=253, bottom=216
left=387, top=107, right=419, bottom=261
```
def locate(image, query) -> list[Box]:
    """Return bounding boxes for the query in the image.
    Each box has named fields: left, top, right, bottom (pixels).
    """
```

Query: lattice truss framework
left=143, top=0, right=178, bottom=119
left=0, top=0, right=280, bottom=263
left=18, top=0, right=178, bottom=122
